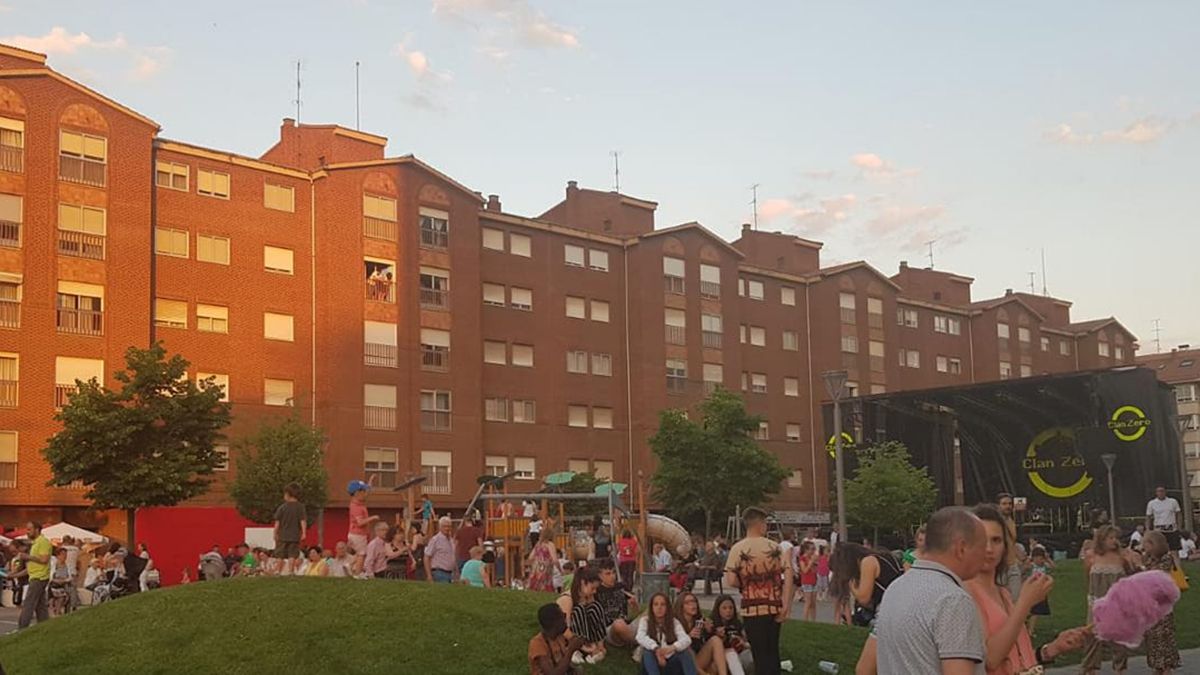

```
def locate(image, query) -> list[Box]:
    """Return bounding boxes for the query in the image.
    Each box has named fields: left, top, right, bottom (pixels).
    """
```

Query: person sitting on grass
left=675, top=591, right=728, bottom=675
left=459, top=545, right=490, bottom=588
left=556, top=566, right=608, bottom=665
left=529, top=602, right=586, bottom=675
left=595, top=557, right=639, bottom=648
left=303, top=546, right=328, bottom=577
left=711, top=594, right=749, bottom=675
left=636, top=592, right=698, bottom=675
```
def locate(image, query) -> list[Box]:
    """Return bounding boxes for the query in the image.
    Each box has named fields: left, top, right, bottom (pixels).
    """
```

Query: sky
left=3, top=1, right=1198, bottom=350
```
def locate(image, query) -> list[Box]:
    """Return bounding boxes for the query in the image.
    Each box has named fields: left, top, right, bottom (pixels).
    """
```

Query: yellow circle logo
left=1107, top=405, right=1151, bottom=442
left=826, top=432, right=856, bottom=459
left=1024, top=427, right=1092, bottom=498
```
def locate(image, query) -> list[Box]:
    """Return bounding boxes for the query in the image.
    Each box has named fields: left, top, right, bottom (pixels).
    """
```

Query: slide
left=646, top=513, right=693, bottom=559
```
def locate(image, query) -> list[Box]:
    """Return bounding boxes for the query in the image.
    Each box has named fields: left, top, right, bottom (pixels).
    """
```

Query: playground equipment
left=646, top=513, right=693, bottom=559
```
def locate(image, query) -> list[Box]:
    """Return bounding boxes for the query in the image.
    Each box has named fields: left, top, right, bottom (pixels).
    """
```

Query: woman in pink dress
left=526, top=527, right=559, bottom=592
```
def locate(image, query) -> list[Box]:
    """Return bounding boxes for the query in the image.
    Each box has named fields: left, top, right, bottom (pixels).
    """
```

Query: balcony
left=702, top=330, right=722, bottom=349
left=666, top=376, right=688, bottom=394
left=421, top=468, right=451, bottom=494
left=665, top=324, right=686, bottom=345
left=664, top=275, right=685, bottom=295
left=421, top=346, right=450, bottom=372
left=54, top=384, right=77, bottom=409
left=365, top=278, right=396, bottom=303
left=59, top=155, right=106, bottom=187
left=0, top=379, right=15, bottom=407
left=0, top=144, right=21, bottom=173
left=0, top=220, right=19, bottom=248
left=56, top=307, right=103, bottom=336
left=58, top=231, right=105, bottom=260
left=0, top=462, right=13, bottom=488
left=0, top=299, right=18, bottom=329
left=699, top=281, right=721, bottom=300
left=421, top=410, right=451, bottom=431
left=420, top=287, right=448, bottom=309
left=364, top=405, right=397, bottom=431
left=364, top=342, right=398, bottom=368
left=420, top=225, right=448, bottom=250
left=363, top=216, right=397, bottom=241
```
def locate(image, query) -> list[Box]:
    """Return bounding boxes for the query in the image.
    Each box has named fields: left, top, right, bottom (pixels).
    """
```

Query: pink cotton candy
left=1091, top=570, right=1181, bottom=648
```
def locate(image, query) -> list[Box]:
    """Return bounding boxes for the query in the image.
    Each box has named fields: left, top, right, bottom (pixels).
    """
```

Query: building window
left=839, top=292, right=856, bottom=324
left=485, top=455, right=508, bottom=476
left=1020, top=364, right=1033, bottom=378
left=485, top=397, right=509, bottom=422
left=592, top=353, right=612, bottom=376
left=663, top=256, right=685, bottom=294
left=0, top=117, right=24, bottom=174
left=196, top=372, right=229, bottom=402
left=699, top=264, right=720, bottom=299
left=419, top=267, right=450, bottom=309
left=483, top=283, right=506, bottom=307
left=197, top=169, right=230, bottom=198
left=754, top=422, right=769, bottom=441
left=365, top=321, right=399, bottom=368
left=196, top=304, right=229, bottom=334
left=781, top=286, right=796, bottom=306
left=0, top=193, right=20, bottom=248
left=510, top=233, right=531, bottom=257
left=482, top=227, right=504, bottom=251
left=212, top=444, right=229, bottom=471
left=1176, top=384, right=1198, bottom=404
left=420, top=450, right=452, bottom=494
left=0, top=278, right=18, bottom=329
left=565, top=244, right=586, bottom=267
left=589, top=249, right=609, bottom=272
left=484, top=340, right=507, bottom=365
left=1018, top=327, right=1031, bottom=343
left=568, top=405, right=589, bottom=428
left=741, top=372, right=748, bottom=391
left=420, top=390, right=452, bottom=431
left=419, top=328, right=450, bottom=371
left=786, top=424, right=801, bottom=443
left=514, top=457, right=537, bottom=480
left=262, top=311, right=295, bottom=342
left=898, top=308, right=919, bottom=328
left=933, top=315, right=962, bottom=335
left=782, top=330, right=799, bottom=351
left=846, top=381, right=859, bottom=397
left=57, top=203, right=106, bottom=260
left=949, top=357, right=962, bottom=374
left=869, top=340, right=885, bottom=372
left=419, top=208, right=449, bottom=249
left=565, top=295, right=586, bottom=319
left=1115, top=346, right=1124, bottom=360
left=701, top=363, right=723, bottom=393
left=363, top=384, right=397, bottom=431
left=363, top=194, right=398, bottom=240
left=364, top=447, right=398, bottom=488
left=155, top=161, right=189, bottom=191
left=740, top=324, right=746, bottom=344
left=1060, top=340, right=1071, bottom=356
left=263, top=245, right=294, bottom=274
left=1098, top=341, right=1110, bottom=357
left=1186, top=414, right=1200, bottom=431
left=593, top=460, right=614, bottom=480
left=999, top=362, right=1012, bottom=380
left=197, top=234, right=230, bottom=265
left=566, top=350, right=588, bottom=374
left=665, top=309, right=687, bottom=345
left=841, top=335, right=858, bottom=354
left=263, top=378, right=294, bottom=406
left=787, top=470, right=803, bottom=488
left=746, top=279, right=764, bottom=301
left=264, top=183, right=295, bottom=212
left=510, top=287, right=533, bottom=311
left=59, top=129, right=107, bottom=186
left=593, top=407, right=614, bottom=429
left=751, top=373, right=767, bottom=394
left=512, top=343, right=534, bottom=367
left=1040, top=336, right=1050, bottom=352
left=936, top=355, right=949, bottom=373
left=0, top=431, right=15, bottom=488
left=513, top=399, right=536, bottom=423
left=590, top=300, right=610, bottom=323
left=364, top=258, right=398, bottom=303
left=55, top=356, right=104, bottom=408
left=997, top=323, right=1010, bottom=339
left=56, top=282, right=104, bottom=336
left=666, top=359, right=687, bottom=393
left=154, top=298, right=188, bottom=329
left=867, top=297, right=884, bottom=328
left=784, top=377, right=799, bottom=397
left=702, top=314, right=723, bottom=349
left=899, top=349, right=920, bottom=369
left=0, top=353, right=17, bottom=407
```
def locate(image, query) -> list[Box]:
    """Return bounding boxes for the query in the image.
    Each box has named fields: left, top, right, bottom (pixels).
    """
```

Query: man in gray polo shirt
left=868, top=507, right=989, bottom=675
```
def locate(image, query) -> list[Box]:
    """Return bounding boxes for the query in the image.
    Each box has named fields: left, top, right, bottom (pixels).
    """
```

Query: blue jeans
left=431, top=569, right=453, bottom=584
left=641, top=648, right=698, bottom=675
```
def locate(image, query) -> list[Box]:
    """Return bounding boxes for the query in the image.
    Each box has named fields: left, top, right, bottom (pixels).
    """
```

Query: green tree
left=549, top=471, right=608, bottom=520
left=229, top=416, right=329, bottom=525
left=844, top=441, right=937, bottom=543
left=43, top=343, right=232, bottom=543
left=649, top=388, right=791, bottom=537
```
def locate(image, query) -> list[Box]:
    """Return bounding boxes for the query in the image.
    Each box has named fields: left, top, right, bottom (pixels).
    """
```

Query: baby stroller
left=89, top=554, right=148, bottom=604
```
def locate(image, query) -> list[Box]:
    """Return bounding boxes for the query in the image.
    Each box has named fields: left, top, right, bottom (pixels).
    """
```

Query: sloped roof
left=967, top=294, right=1047, bottom=322
left=1136, top=348, right=1200, bottom=384
left=640, top=221, right=744, bottom=259
left=818, top=261, right=903, bottom=291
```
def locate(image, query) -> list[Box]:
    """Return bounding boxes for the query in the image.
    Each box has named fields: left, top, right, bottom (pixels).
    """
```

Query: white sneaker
left=586, top=651, right=606, bottom=664
left=571, top=652, right=585, bottom=666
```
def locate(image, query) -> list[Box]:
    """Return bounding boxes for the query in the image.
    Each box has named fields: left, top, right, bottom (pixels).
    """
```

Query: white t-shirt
left=1130, top=530, right=1143, bottom=547
left=1146, top=497, right=1181, bottom=529
left=529, top=519, right=543, bottom=534
left=779, top=540, right=794, bottom=563
left=1181, top=538, right=1196, bottom=560
left=522, top=501, right=536, bottom=518
left=653, top=549, right=673, bottom=572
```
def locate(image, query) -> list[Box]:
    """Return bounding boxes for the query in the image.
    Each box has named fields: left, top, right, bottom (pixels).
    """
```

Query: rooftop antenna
left=925, top=239, right=937, bottom=269
left=1040, top=247, right=1048, bottom=295
left=1028, top=272, right=1036, bottom=293
left=293, top=60, right=303, bottom=123
left=355, top=61, right=361, bottom=130
left=610, top=150, right=620, bottom=193
left=750, top=183, right=760, bottom=230
left=1152, top=319, right=1162, bottom=353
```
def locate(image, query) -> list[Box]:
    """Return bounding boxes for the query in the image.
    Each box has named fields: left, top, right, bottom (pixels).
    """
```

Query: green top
left=902, top=548, right=918, bottom=566
left=242, top=553, right=256, bottom=569
left=460, top=559, right=486, bottom=588
left=27, top=534, right=52, bottom=581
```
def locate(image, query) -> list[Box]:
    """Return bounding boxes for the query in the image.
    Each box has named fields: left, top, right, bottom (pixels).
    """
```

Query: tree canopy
left=648, top=387, right=791, bottom=536
left=843, top=441, right=937, bottom=542
left=229, top=416, right=329, bottom=525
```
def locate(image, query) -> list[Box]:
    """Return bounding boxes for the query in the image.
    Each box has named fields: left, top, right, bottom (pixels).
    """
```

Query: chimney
left=742, top=222, right=752, bottom=231
left=1181, top=344, right=1192, bottom=350
left=282, top=117, right=296, bottom=128
left=899, top=260, right=909, bottom=269
left=566, top=180, right=579, bottom=196
left=1005, top=288, right=1013, bottom=296
left=485, top=194, right=502, bottom=212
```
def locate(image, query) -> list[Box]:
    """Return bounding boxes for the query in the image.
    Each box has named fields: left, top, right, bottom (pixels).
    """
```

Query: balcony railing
left=664, top=275, right=685, bottom=295
left=665, top=324, right=686, bottom=345
left=365, top=278, right=396, bottom=303
left=366, top=470, right=398, bottom=489
left=0, top=462, right=14, bottom=489
left=702, top=330, right=722, bottom=349
left=364, top=342, right=398, bottom=368
left=421, top=410, right=452, bottom=431
left=666, top=376, right=688, bottom=394
left=56, top=307, right=104, bottom=336
left=421, top=468, right=451, bottom=494
left=0, top=299, right=18, bottom=329
left=421, top=346, right=450, bottom=371
left=699, top=280, right=721, bottom=299
left=58, top=231, right=105, bottom=260
left=364, top=405, right=397, bottom=431
left=0, top=379, right=16, bottom=407
left=0, top=145, right=21, bottom=173
left=363, top=216, right=397, bottom=241
left=54, top=384, right=77, bottom=409
left=59, top=155, right=106, bottom=187
left=420, top=287, right=448, bottom=309
left=0, top=220, right=19, bottom=248
left=420, top=226, right=448, bottom=250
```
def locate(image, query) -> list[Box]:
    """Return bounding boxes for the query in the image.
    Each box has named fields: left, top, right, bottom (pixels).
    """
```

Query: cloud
left=760, top=193, right=857, bottom=235
left=406, top=51, right=429, bottom=77
left=803, top=169, right=836, bottom=180
left=849, top=152, right=918, bottom=181
left=1044, top=116, right=1176, bottom=145
left=432, top=0, right=580, bottom=50
left=865, top=204, right=945, bottom=236
left=0, top=26, right=170, bottom=80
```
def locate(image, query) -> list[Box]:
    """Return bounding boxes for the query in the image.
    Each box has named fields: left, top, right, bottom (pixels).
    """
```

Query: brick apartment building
left=0, top=43, right=1141, bottom=555
left=1137, top=347, right=1200, bottom=492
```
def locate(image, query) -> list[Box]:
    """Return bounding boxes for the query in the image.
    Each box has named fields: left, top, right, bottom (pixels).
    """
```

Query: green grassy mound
left=0, top=578, right=869, bottom=675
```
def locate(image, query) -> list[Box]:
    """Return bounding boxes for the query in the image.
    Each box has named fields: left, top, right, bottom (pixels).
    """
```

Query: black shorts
left=273, top=541, right=301, bottom=559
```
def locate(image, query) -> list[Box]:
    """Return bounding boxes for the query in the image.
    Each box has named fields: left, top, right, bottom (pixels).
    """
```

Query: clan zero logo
left=826, top=432, right=856, bottom=459
left=1108, top=405, right=1151, bottom=442
left=1024, top=427, right=1092, bottom=499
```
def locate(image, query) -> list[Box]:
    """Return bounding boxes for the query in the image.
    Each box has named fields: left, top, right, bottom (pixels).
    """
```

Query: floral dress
left=1143, top=554, right=1181, bottom=671
left=527, top=544, right=556, bottom=592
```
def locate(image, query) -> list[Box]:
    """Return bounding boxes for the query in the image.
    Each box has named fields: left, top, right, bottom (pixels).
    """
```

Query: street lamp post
left=1100, top=453, right=1118, bottom=525
left=1177, top=416, right=1196, bottom=533
left=823, top=370, right=849, bottom=544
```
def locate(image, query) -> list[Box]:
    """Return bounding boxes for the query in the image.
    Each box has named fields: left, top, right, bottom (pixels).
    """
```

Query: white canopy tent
left=41, top=522, right=107, bottom=544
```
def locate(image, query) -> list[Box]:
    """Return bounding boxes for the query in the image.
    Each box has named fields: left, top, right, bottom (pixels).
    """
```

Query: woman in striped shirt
left=556, top=566, right=608, bottom=665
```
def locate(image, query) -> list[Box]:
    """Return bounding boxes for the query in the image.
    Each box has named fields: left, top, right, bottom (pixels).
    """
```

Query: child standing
left=1141, top=530, right=1181, bottom=674
left=816, top=545, right=831, bottom=601
left=1024, top=545, right=1054, bottom=634
left=272, top=482, right=307, bottom=575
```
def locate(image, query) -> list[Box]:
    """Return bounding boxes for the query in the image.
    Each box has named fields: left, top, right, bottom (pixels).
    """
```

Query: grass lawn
left=0, top=578, right=869, bottom=675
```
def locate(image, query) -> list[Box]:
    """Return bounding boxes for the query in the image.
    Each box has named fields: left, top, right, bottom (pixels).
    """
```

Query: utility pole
left=293, top=60, right=302, bottom=123
left=925, top=240, right=936, bottom=269
left=1153, top=319, right=1163, bottom=353
left=611, top=151, right=620, bottom=193
left=750, top=184, right=759, bottom=230
left=1028, top=272, right=1036, bottom=293
left=1040, top=248, right=1049, bottom=295
left=355, top=61, right=361, bottom=130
